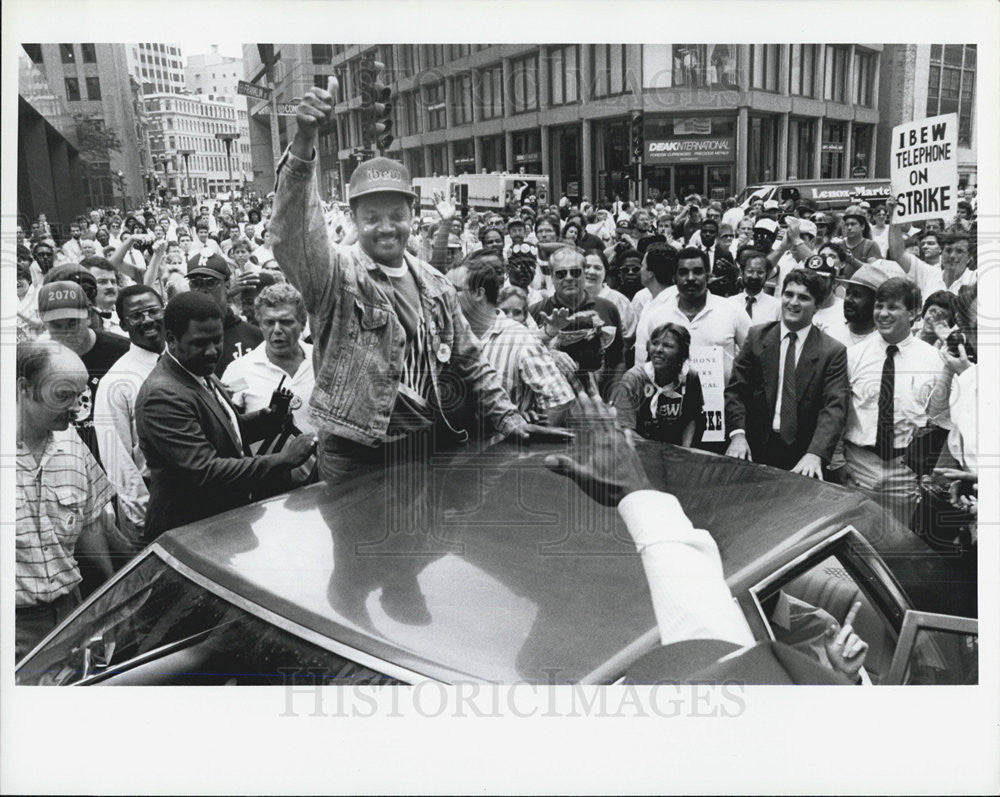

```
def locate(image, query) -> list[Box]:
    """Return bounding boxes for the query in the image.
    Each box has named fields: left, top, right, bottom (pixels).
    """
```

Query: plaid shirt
left=16, top=428, right=115, bottom=606
left=480, top=314, right=575, bottom=422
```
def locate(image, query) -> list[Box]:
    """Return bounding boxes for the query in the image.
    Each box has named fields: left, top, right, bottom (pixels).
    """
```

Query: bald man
left=15, top=341, right=116, bottom=660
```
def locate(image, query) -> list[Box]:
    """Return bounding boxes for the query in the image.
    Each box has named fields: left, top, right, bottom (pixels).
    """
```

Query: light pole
left=216, top=131, right=239, bottom=195
left=177, top=149, right=195, bottom=201
left=157, top=153, right=172, bottom=200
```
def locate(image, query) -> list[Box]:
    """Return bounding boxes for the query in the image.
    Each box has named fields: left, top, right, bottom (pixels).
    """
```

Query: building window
left=853, top=50, right=875, bottom=107
left=821, top=120, right=846, bottom=178
left=23, top=43, right=43, bottom=63
left=510, top=54, right=538, bottom=113
left=747, top=115, right=778, bottom=183
left=85, top=77, right=102, bottom=100
left=64, top=77, right=81, bottom=101
left=590, top=44, right=627, bottom=97
left=670, top=44, right=738, bottom=88
left=927, top=44, right=975, bottom=147
left=789, top=44, right=819, bottom=98
left=424, top=44, right=446, bottom=69
left=451, top=73, right=473, bottom=125
left=425, top=82, right=447, bottom=130
left=750, top=44, right=780, bottom=92
left=479, top=64, right=504, bottom=120
left=788, top=118, right=816, bottom=180
left=60, top=44, right=75, bottom=63
left=399, top=44, right=419, bottom=78
left=314, top=74, right=329, bottom=89
left=548, top=45, right=579, bottom=106
left=448, top=45, right=471, bottom=61
left=377, top=45, right=395, bottom=80
left=404, top=91, right=422, bottom=136
left=824, top=45, right=849, bottom=103
left=311, top=44, right=332, bottom=65
left=81, top=43, right=97, bottom=63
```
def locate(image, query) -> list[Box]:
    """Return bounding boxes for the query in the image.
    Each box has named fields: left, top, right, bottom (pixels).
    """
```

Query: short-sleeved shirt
left=218, top=310, right=264, bottom=377
left=529, top=294, right=624, bottom=375
left=77, top=331, right=130, bottom=465
left=223, top=340, right=317, bottom=435
left=16, top=429, right=115, bottom=606
left=480, top=314, right=575, bottom=422
left=614, top=364, right=705, bottom=445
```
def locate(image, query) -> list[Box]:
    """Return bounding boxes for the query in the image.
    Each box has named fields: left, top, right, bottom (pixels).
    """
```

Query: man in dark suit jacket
left=136, top=291, right=316, bottom=541
left=724, top=268, right=848, bottom=477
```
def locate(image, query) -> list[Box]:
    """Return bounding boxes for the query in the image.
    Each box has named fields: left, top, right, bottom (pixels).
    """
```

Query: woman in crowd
left=869, top=203, right=890, bottom=257
left=613, top=322, right=705, bottom=447
left=582, top=248, right=636, bottom=341
left=916, top=290, right=957, bottom=348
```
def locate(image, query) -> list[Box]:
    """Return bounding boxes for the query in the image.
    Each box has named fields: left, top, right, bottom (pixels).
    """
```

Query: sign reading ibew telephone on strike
left=890, top=113, right=958, bottom=224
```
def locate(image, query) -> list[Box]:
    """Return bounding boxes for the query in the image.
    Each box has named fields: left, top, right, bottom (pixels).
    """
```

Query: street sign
left=250, top=101, right=299, bottom=117
left=238, top=80, right=271, bottom=101
left=215, top=132, right=239, bottom=140
left=851, top=166, right=868, bottom=179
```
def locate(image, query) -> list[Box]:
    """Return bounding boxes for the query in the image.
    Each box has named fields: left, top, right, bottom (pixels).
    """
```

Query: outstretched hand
left=544, top=391, right=651, bottom=506
left=295, top=76, right=338, bottom=142
left=433, top=184, right=457, bottom=222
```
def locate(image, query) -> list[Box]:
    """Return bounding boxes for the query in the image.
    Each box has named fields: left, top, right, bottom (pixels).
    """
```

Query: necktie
left=779, top=332, right=798, bottom=445
left=205, top=378, right=242, bottom=445
left=876, top=344, right=899, bottom=459
left=745, top=295, right=756, bottom=319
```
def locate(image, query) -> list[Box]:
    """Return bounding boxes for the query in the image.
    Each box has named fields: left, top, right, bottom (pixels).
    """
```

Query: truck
left=410, top=173, right=550, bottom=215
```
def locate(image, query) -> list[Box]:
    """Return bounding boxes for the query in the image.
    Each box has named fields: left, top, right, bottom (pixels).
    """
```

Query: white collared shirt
left=729, top=290, right=780, bottom=324
left=635, top=292, right=750, bottom=381
left=222, top=340, right=316, bottom=435
left=771, top=323, right=810, bottom=432
left=845, top=333, right=945, bottom=449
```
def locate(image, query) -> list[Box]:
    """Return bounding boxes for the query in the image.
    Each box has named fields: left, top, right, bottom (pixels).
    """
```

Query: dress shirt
left=946, top=267, right=977, bottom=295
left=635, top=292, right=750, bottom=382
left=93, top=344, right=160, bottom=531
left=728, top=290, right=780, bottom=324
left=222, top=340, right=316, bottom=435
left=771, top=323, right=810, bottom=432
left=845, top=334, right=946, bottom=449
left=618, top=491, right=755, bottom=648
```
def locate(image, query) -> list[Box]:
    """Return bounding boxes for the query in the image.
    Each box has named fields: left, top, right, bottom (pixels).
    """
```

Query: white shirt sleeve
left=617, top=490, right=756, bottom=648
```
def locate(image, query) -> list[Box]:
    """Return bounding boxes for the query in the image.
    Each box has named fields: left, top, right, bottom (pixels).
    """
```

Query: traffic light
left=360, top=54, right=393, bottom=152
left=631, top=112, right=644, bottom=163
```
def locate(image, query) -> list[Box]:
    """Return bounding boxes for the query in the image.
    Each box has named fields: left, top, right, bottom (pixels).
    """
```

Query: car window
left=754, top=553, right=899, bottom=684
left=17, top=554, right=401, bottom=686
left=894, top=626, right=978, bottom=685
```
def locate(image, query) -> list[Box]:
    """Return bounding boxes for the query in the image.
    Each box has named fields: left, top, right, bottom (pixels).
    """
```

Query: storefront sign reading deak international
left=645, top=137, right=734, bottom=164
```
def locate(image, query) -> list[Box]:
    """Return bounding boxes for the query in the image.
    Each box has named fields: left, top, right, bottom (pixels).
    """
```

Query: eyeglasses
left=553, top=268, right=583, bottom=280
left=125, top=306, right=165, bottom=324
left=188, top=276, right=223, bottom=289
left=620, top=266, right=642, bottom=274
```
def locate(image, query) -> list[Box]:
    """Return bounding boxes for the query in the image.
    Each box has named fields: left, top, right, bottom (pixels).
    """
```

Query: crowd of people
left=15, top=81, right=979, bottom=674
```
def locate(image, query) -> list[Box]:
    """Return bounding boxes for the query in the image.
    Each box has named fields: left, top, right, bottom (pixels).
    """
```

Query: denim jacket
left=270, top=148, right=523, bottom=446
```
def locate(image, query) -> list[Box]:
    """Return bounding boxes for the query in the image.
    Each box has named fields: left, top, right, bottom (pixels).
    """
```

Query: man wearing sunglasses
left=529, top=247, right=625, bottom=398
left=94, top=286, right=168, bottom=552
left=185, top=252, right=263, bottom=377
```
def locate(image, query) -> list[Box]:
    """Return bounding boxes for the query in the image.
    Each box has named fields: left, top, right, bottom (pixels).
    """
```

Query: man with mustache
left=728, top=248, right=781, bottom=324
left=135, top=291, right=316, bottom=541
left=93, top=285, right=170, bottom=551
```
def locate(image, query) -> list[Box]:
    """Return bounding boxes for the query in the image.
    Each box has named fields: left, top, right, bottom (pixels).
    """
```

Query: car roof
left=155, top=441, right=890, bottom=683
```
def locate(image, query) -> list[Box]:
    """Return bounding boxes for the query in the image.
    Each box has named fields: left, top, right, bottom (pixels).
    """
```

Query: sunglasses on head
left=553, top=267, right=583, bottom=279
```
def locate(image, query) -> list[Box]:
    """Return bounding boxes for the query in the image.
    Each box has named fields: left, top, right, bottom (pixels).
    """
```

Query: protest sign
left=890, top=113, right=958, bottom=225
left=690, top=345, right=725, bottom=442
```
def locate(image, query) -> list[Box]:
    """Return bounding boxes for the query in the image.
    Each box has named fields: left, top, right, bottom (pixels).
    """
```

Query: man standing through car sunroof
left=270, top=76, right=562, bottom=483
